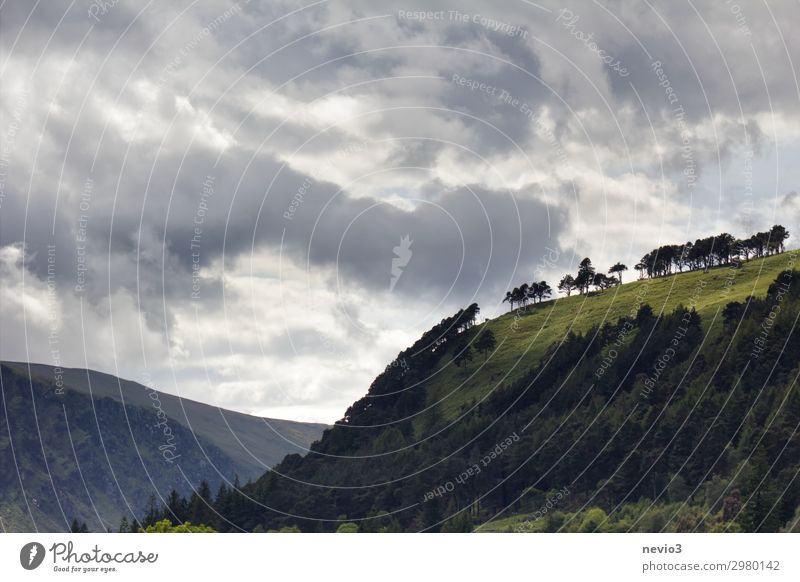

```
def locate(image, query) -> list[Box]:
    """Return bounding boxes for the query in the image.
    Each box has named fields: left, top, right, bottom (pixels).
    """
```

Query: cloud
left=2, top=0, right=799, bottom=422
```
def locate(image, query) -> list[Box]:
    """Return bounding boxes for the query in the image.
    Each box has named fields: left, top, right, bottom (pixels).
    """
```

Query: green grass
left=425, top=252, right=797, bottom=421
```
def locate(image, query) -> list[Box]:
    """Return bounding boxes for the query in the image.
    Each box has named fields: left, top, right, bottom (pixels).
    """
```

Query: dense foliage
left=142, top=519, right=215, bottom=533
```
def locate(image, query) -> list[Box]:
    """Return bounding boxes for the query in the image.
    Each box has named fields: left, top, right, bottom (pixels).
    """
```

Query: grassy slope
left=425, top=252, right=796, bottom=422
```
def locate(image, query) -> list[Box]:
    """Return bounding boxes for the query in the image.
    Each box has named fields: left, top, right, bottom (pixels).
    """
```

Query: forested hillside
left=149, top=250, right=800, bottom=532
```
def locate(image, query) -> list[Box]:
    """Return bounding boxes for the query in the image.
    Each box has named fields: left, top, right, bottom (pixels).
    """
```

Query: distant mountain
left=186, top=252, right=800, bottom=532
left=0, top=363, right=327, bottom=532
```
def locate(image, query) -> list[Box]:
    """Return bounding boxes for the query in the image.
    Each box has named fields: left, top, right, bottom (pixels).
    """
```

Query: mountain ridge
left=0, top=362, right=327, bottom=532
left=3, top=361, right=328, bottom=475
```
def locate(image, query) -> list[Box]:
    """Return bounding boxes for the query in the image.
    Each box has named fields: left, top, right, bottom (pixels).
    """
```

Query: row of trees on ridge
left=503, top=225, right=790, bottom=308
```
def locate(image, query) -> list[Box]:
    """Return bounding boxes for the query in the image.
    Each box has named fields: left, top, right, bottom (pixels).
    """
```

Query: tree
left=593, top=273, right=617, bottom=290
left=722, top=489, right=741, bottom=522
left=503, top=291, right=515, bottom=310
left=519, top=283, right=530, bottom=307
left=749, top=233, right=765, bottom=258
left=575, top=258, right=595, bottom=294
left=503, top=287, right=527, bottom=311
left=636, top=303, right=654, bottom=323
left=769, top=224, right=789, bottom=254
left=475, top=329, right=497, bottom=361
left=143, top=494, right=160, bottom=527
left=441, top=500, right=472, bottom=532
left=456, top=303, right=480, bottom=332
left=558, top=274, right=576, bottom=296
left=533, top=280, right=552, bottom=303
left=187, top=481, right=213, bottom=526
left=712, top=233, right=735, bottom=265
left=734, top=238, right=751, bottom=261
left=739, top=452, right=782, bottom=532
left=453, top=341, right=473, bottom=368
left=648, top=245, right=677, bottom=276
left=608, top=262, right=628, bottom=283
left=513, top=287, right=526, bottom=309
left=722, top=301, right=744, bottom=326
left=166, top=489, right=186, bottom=523
left=689, top=238, right=713, bottom=272
left=336, top=523, right=359, bottom=533
left=674, top=244, right=691, bottom=272
left=578, top=507, right=609, bottom=532
left=527, top=282, right=540, bottom=304
left=70, top=518, right=88, bottom=533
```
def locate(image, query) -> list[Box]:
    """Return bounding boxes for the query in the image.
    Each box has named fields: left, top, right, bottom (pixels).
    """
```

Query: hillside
left=0, top=364, right=327, bottom=532
left=170, top=251, right=800, bottom=532
left=426, top=251, right=795, bottom=420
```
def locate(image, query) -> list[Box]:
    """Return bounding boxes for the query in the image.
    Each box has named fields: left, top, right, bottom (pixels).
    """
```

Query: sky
left=1, top=0, right=799, bottom=423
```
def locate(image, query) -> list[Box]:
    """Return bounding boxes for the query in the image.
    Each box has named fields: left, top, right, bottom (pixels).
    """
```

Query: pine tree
left=475, top=329, right=496, bottom=360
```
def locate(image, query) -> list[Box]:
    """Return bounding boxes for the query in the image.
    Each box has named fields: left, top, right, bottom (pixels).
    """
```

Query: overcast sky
left=2, top=0, right=799, bottom=423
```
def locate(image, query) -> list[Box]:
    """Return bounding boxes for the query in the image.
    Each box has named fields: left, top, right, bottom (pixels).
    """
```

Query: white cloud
left=3, top=0, right=800, bottom=424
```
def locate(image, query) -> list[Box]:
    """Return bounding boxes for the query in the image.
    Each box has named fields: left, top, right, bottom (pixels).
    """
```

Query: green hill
left=427, top=251, right=796, bottom=421
left=117, top=251, right=800, bottom=533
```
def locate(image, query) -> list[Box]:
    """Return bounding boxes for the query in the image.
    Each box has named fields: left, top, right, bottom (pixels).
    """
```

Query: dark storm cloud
left=306, top=183, right=564, bottom=301
left=125, top=147, right=565, bottom=305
